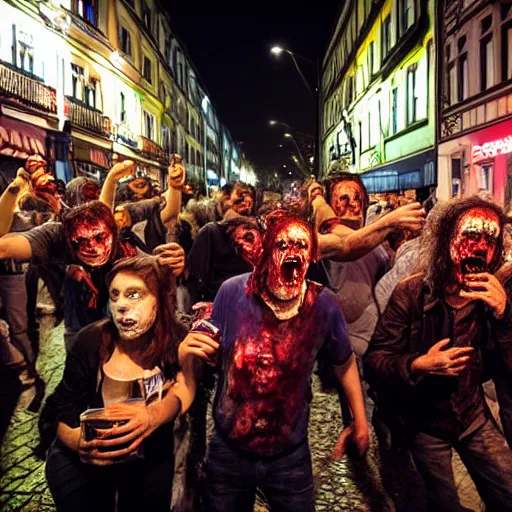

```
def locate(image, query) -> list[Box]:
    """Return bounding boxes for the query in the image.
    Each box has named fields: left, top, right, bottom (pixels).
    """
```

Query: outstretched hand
left=66, top=264, right=99, bottom=308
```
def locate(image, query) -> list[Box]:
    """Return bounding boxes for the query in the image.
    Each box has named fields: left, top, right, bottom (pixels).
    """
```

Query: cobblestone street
left=0, top=314, right=484, bottom=511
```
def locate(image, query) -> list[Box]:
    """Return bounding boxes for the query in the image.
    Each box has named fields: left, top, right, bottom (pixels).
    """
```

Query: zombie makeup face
left=231, top=187, right=252, bottom=216
left=232, top=224, right=263, bottom=267
left=330, top=180, right=364, bottom=228
left=109, top=271, right=157, bottom=341
left=69, top=218, right=115, bottom=267
left=267, top=222, right=312, bottom=301
left=449, top=207, right=501, bottom=283
left=128, top=178, right=150, bottom=200
left=81, top=181, right=100, bottom=202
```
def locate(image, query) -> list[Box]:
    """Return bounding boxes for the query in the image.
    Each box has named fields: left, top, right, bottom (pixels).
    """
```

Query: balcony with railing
left=0, top=60, right=57, bottom=115
left=138, top=135, right=168, bottom=164
left=65, top=96, right=111, bottom=137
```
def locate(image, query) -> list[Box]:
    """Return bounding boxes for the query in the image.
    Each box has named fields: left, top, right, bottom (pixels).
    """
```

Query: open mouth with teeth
left=281, top=257, right=303, bottom=283
left=461, top=256, right=487, bottom=275
left=117, top=318, right=137, bottom=329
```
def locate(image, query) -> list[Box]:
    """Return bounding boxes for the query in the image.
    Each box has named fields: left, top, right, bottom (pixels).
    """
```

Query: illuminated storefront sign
left=472, top=135, right=512, bottom=163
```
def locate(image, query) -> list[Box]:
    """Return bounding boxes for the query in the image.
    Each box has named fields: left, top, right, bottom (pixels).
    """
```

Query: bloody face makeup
left=232, top=224, right=263, bottom=267
left=449, top=207, right=501, bottom=283
left=109, top=271, right=157, bottom=341
left=70, top=218, right=115, bottom=267
left=231, top=187, right=252, bottom=216
left=267, top=222, right=312, bottom=301
left=330, top=180, right=364, bottom=228
left=81, top=181, right=100, bottom=202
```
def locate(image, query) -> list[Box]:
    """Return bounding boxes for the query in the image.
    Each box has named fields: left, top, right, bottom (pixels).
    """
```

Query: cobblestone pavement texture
left=0, top=314, right=485, bottom=511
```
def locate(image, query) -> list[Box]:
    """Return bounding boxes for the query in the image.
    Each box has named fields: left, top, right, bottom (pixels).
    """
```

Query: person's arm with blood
left=308, top=182, right=424, bottom=261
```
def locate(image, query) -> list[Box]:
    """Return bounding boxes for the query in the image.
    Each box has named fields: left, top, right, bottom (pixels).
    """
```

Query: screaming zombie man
left=179, top=208, right=369, bottom=512
left=364, top=198, right=512, bottom=511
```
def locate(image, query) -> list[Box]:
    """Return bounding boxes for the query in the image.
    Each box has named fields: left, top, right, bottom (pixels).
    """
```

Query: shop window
left=143, top=56, right=152, bottom=84
left=406, top=64, right=419, bottom=125
left=120, top=27, right=132, bottom=58
left=143, top=110, right=155, bottom=140
left=120, top=92, right=126, bottom=123
left=74, top=0, right=97, bottom=26
left=480, top=15, right=495, bottom=91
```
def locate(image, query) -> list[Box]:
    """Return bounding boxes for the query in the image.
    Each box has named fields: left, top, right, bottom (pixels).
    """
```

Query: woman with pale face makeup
left=45, top=256, right=195, bottom=512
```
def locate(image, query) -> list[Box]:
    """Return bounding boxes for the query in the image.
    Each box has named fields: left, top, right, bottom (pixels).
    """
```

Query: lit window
left=391, top=87, right=398, bottom=135
left=74, top=0, right=97, bottom=26
left=120, top=92, right=126, bottom=123
left=406, top=64, right=419, bottom=125
left=501, top=3, right=512, bottom=81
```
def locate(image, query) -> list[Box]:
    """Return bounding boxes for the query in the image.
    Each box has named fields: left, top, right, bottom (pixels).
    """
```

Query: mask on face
left=449, top=207, right=501, bottom=284
left=109, top=272, right=157, bottom=341
left=70, top=218, right=115, bottom=267
left=128, top=178, right=151, bottom=200
left=231, top=224, right=263, bottom=267
left=266, top=222, right=312, bottom=301
left=330, top=180, right=364, bottom=228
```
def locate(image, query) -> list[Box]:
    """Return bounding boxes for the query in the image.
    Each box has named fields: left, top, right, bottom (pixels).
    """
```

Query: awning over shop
left=361, top=149, right=436, bottom=193
left=72, top=137, right=111, bottom=169
left=0, top=115, right=46, bottom=159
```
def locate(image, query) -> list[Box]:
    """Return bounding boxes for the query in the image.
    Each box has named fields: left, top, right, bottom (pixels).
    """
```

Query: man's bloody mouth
left=461, top=256, right=486, bottom=275
left=281, top=257, right=302, bottom=283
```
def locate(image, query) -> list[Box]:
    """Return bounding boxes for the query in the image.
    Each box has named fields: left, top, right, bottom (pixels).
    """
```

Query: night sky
left=166, top=2, right=341, bottom=176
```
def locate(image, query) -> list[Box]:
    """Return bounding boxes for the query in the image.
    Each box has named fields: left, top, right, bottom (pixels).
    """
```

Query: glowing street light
left=269, top=120, right=277, bottom=126
left=288, top=171, right=292, bottom=175
left=284, top=133, right=292, bottom=138
left=270, top=46, right=284, bottom=56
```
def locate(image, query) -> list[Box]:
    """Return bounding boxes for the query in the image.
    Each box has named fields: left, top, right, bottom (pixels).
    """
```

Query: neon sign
left=472, top=135, right=512, bottom=163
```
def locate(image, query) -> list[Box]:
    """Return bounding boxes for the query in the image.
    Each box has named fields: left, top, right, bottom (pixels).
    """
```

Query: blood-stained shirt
left=211, top=273, right=352, bottom=457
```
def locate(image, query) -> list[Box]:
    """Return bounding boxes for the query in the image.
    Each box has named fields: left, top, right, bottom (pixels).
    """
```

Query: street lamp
left=269, top=45, right=321, bottom=176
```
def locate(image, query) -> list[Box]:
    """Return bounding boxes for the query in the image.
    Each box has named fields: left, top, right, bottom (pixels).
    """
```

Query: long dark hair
left=421, top=196, right=507, bottom=298
left=104, top=256, right=185, bottom=378
left=61, top=200, right=119, bottom=264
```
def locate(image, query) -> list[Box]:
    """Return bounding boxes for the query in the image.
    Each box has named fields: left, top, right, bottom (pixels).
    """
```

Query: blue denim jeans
left=45, top=439, right=173, bottom=512
left=206, top=431, right=315, bottom=512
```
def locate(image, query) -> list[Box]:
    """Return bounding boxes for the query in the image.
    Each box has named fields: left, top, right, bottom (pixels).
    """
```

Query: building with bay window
left=437, top=0, right=512, bottom=208
left=0, top=0, right=241, bottom=189
left=321, top=0, right=436, bottom=200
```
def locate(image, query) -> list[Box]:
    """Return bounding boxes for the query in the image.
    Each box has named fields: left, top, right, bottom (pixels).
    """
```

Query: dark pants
left=45, top=439, right=174, bottom=512
left=0, top=274, right=34, bottom=366
left=411, top=416, right=512, bottom=512
left=493, top=373, right=512, bottom=448
left=206, top=432, right=315, bottom=512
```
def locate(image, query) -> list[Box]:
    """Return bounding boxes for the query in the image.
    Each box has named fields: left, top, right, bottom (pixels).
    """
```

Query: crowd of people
left=1, top=153, right=512, bottom=512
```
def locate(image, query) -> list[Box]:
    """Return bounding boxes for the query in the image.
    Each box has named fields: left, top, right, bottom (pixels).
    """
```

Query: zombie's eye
left=276, top=240, right=287, bottom=250
left=94, top=233, right=105, bottom=243
left=243, top=233, right=255, bottom=243
left=297, top=240, right=308, bottom=249
left=340, top=194, right=350, bottom=202
left=126, top=290, right=142, bottom=300
left=110, top=289, right=119, bottom=301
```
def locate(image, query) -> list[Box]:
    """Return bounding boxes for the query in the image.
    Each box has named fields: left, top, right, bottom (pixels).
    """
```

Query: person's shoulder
left=70, top=319, right=111, bottom=359
left=218, top=273, right=250, bottom=296
left=315, top=282, right=339, bottom=308
left=394, top=272, right=425, bottom=297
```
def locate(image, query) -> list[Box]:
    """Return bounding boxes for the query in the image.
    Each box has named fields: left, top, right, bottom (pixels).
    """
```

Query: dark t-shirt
left=20, top=222, right=68, bottom=264
left=124, top=197, right=166, bottom=253
left=211, top=273, right=352, bottom=456
left=187, top=222, right=252, bottom=302
left=49, top=320, right=176, bottom=462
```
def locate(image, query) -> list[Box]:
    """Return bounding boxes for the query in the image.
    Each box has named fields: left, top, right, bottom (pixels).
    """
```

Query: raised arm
left=160, top=155, right=186, bottom=225
left=312, top=194, right=424, bottom=261
left=0, top=169, right=31, bottom=236
left=99, top=160, right=135, bottom=211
